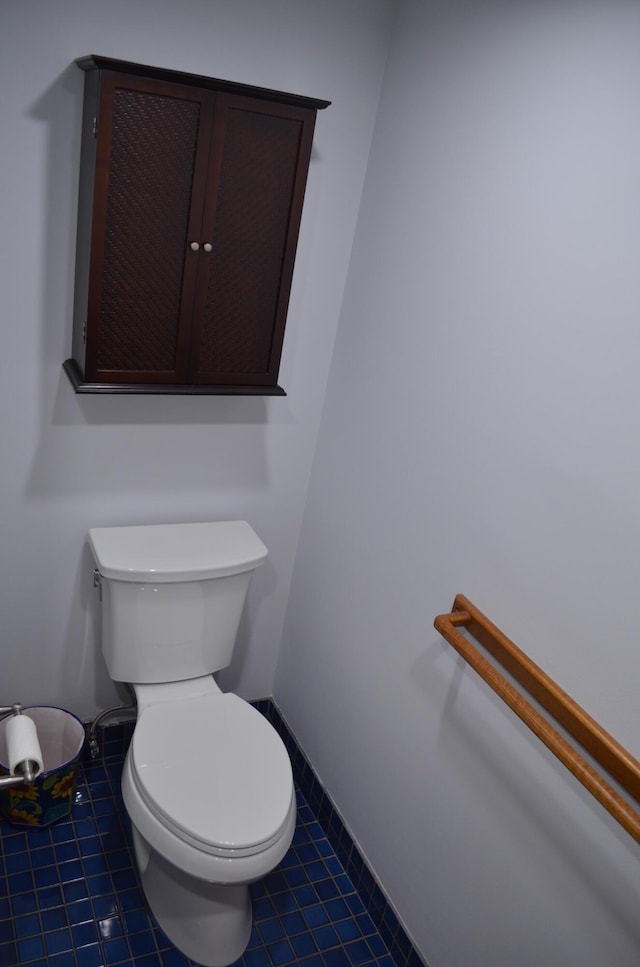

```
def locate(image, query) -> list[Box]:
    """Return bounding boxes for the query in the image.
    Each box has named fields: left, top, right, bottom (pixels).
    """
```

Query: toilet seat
left=130, top=693, right=294, bottom=858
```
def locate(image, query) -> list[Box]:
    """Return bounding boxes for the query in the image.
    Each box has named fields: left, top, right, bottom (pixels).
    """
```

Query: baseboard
left=252, top=699, right=426, bottom=967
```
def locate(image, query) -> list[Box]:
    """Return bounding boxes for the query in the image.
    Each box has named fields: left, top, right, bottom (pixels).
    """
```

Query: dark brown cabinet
left=64, top=56, right=329, bottom=394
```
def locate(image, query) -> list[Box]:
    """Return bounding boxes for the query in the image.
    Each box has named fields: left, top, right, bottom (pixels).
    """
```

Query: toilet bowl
left=122, top=681, right=295, bottom=965
left=88, top=521, right=295, bottom=967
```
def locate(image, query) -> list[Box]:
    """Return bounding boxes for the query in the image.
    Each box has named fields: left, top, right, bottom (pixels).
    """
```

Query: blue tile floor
left=0, top=740, right=398, bottom=967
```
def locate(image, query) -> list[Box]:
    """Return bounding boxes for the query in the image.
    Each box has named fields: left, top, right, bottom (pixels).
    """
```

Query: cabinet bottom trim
left=63, top=360, right=287, bottom=396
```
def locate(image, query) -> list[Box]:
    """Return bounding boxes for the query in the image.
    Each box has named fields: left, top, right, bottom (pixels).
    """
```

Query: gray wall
left=276, top=1, right=640, bottom=964
left=0, top=0, right=393, bottom=716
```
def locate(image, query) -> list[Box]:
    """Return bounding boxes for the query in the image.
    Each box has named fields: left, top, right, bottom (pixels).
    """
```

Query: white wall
left=276, top=1, right=640, bottom=964
left=0, top=0, right=394, bottom=717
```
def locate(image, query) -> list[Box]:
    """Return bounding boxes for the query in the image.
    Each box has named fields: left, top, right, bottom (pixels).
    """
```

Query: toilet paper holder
left=0, top=704, right=39, bottom=788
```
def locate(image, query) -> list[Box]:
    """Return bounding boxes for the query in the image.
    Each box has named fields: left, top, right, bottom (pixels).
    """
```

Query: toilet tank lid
left=88, top=521, right=268, bottom=582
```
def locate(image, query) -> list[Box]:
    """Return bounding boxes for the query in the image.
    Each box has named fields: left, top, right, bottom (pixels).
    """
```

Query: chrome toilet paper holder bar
left=0, top=704, right=38, bottom=788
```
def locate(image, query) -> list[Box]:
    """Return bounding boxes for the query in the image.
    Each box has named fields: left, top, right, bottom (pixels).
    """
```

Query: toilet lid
left=130, top=694, right=294, bottom=857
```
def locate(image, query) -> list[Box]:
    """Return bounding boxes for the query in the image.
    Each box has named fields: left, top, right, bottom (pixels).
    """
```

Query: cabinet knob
left=203, top=242, right=213, bottom=253
left=189, top=241, right=200, bottom=252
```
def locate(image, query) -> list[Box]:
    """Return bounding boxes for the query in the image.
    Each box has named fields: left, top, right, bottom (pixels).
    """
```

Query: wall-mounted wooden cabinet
left=64, top=56, right=329, bottom=395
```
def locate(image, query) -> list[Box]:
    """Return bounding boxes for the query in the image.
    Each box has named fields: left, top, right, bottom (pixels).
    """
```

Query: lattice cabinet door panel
left=189, top=96, right=315, bottom=387
left=64, top=56, right=329, bottom=395
left=86, top=74, right=213, bottom=384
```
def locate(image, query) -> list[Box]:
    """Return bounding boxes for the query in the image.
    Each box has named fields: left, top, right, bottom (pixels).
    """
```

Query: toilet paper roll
left=4, top=714, right=43, bottom=777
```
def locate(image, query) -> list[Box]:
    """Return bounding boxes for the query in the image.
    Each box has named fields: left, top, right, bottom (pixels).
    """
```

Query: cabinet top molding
left=76, top=55, right=331, bottom=112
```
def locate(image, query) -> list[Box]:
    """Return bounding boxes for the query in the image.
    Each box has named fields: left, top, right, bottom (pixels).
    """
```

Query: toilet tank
left=88, top=521, right=268, bottom=684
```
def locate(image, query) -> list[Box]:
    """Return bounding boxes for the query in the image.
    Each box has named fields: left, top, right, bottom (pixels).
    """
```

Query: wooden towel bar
left=434, top=594, right=640, bottom=844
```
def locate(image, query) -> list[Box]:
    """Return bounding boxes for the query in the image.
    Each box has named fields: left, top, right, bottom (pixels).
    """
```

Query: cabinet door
left=188, top=95, right=316, bottom=388
left=84, top=73, right=213, bottom=384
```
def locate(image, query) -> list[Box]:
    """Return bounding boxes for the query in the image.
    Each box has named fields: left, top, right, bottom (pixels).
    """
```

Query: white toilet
left=88, top=520, right=296, bottom=967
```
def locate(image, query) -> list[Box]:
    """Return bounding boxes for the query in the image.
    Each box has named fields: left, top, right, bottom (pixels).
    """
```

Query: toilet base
left=131, top=825, right=252, bottom=967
